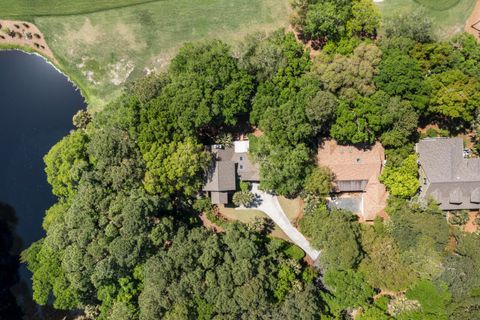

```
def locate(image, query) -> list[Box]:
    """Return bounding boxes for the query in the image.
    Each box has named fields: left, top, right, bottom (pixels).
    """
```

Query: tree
left=380, top=154, right=419, bottom=198
left=44, top=130, right=90, bottom=198
left=359, top=227, right=417, bottom=291
left=304, top=166, right=333, bottom=196
left=143, top=138, right=211, bottom=198
left=330, top=97, right=383, bottom=145
left=323, top=269, right=374, bottom=315
left=428, top=69, right=480, bottom=124
left=405, top=280, right=450, bottom=320
left=305, top=90, right=339, bottom=135
left=250, top=137, right=313, bottom=197
left=166, top=40, right=254, bottom=133
left=232, top=190, right=254, bottom=207
left=374, top=49, right=430, bottom=112
left=299, top=207, right=362, bottom=270
left=346, top=0, right=380, bottom=39
left=302, top=1, right=350, bottom=42
left=72, top=109, right=92, bottom=129
left=383, top=9, right=433, bottom=43
left=313, top=43, right=382, bottom=100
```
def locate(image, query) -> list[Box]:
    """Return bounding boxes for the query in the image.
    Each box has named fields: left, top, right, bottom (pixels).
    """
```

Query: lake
left=0, top=50, right=85, bottom=317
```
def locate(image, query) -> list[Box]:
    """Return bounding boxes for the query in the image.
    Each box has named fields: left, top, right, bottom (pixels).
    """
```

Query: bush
left=232, top=190, right=254, bottom=207
left=449, top=210, right=469, bottom=226
left=283, top=244, right=305, bottom=260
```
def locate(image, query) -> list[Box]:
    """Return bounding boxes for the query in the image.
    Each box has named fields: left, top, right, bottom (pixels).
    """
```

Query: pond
left=0, top=50, right=85, bottom=317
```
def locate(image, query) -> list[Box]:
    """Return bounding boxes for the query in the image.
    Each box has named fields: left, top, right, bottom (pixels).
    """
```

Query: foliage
left=44, top=130, right=90, bottom=198
left=232, top=190, right=255, bottom=207
left=72, top=109, right=92, bottom=129
left=427, top=69, right=480, bottom=124
left=383, top=9, right=433, bottom=43
left=299, top=207, right=362, bottom=270
left=380, top=154, right=419, bottom=198
left=448, top=210, right=469, bottom=226
left=250, top=136, right=313, bottom=197
left=323, top=269, right=374, bottom=315
left=404, top=280, right=450, bottom=320
left=304, top=166, right=333, bottom=196
left=290, top=0, right=380, bottom=45
left=313, top=43, right=382, bottom=100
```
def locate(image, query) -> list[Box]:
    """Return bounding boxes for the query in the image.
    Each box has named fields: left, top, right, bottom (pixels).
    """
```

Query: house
left=416, top=138, right=480, bottom=211
left=203, top=140, right=260, bottom=204
left=317, top=140, right=387, bottom=221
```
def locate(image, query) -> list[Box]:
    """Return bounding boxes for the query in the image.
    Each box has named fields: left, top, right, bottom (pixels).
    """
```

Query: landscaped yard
left=219, top=206, right=290, bottom=241
left=377, top=0, right=476, bottom=39
left=0, top=0, right=290, bottom=108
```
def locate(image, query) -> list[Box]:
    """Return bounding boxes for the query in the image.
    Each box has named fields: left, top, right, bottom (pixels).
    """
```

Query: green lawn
left=0, top=0, right=158, bottom=18
left=0, top=0, right=290, bottom=108
left=377, top=0, right=476, bottom=39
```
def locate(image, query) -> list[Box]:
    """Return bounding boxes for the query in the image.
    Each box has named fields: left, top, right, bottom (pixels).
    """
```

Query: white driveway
left=238, top=183, right=321, bottom=261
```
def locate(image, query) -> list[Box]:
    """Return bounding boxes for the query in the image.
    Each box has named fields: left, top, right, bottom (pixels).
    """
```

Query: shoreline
left=0, top=19, right=89, bottom=106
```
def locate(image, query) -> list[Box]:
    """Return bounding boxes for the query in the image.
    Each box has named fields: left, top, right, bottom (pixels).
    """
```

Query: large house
left=416, top=138, right=480, bottom=211
left=203, top=140, right=260, bottom=204
left=318, top=140, right=387, bottom=221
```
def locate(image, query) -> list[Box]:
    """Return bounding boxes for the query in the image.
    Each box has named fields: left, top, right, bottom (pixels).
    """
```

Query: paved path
left=238, top=183, right=321, bottom=261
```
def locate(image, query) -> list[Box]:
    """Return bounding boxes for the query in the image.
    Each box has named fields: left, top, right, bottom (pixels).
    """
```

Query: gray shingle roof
left=417, top=138, right=480, bottom=210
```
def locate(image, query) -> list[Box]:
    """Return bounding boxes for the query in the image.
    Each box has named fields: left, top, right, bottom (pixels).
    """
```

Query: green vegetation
left=0, top=0, right=156, bottom=18
left=378, top=0, right=476, bottom=39
left=14, top=0, right=289, bottom=108
left=16, top=1, right=480, bottom=319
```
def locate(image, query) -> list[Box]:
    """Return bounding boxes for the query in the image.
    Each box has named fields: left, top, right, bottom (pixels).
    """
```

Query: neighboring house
left=203, top=140, right=260, bottom=204
left=416, top=138, right=480, bottom=211
left=318, top=140, right=387, bottom=221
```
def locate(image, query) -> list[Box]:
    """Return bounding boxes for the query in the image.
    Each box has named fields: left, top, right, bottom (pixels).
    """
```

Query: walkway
left=238, top=183, right=321, bottom=261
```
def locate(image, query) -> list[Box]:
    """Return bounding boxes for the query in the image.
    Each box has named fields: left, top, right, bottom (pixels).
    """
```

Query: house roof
left=203, top=160, right=236, bottom=192
left=417, top=138, right=480, bottom=210
left=318, top=140, right=385, bottom=187
left=203, top=141, right=260, bottom=192
left=318, top=140, right=387, bottom=220
left=211, top=191, right=229, bottom=204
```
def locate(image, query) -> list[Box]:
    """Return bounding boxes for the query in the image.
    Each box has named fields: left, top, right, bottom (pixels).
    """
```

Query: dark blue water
left=0, top=50, right=85, bottom=312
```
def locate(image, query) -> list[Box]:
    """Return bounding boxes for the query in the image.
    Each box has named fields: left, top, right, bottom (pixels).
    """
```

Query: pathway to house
left=238, top=183, right=321, bottom=261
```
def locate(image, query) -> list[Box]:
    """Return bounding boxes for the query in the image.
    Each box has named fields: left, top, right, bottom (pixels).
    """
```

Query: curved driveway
left=238, top=183, right=321, bottom=261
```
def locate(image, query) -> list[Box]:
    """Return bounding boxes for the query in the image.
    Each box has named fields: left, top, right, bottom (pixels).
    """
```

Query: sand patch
left=0, top=19, right=57, bottom=64
left=465, top=0, right=480, bottom=40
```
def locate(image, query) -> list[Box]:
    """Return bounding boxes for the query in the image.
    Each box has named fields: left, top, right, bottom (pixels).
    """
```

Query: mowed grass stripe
left=0, top=0, right=163, bottom=18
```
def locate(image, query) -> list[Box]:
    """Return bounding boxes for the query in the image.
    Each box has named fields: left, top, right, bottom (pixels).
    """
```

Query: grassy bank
left=1, top=0, right=290, bottom=109
left=377, top=0, right=476, bottom=39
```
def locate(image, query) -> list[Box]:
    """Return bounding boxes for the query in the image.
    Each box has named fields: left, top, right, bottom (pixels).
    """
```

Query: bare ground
left=0, top=19, right=57, bottom=64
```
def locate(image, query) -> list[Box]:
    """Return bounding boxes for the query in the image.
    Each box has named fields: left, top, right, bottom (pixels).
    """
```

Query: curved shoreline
left=0, top=47, right=87, bottom=105
left=0, top=19, right=89, bottom=105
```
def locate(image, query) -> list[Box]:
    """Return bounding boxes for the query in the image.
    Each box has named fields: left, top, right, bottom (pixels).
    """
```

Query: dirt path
left=0, top=19, right=57, bottom=64
left=465, top=0, right=480, bottom=40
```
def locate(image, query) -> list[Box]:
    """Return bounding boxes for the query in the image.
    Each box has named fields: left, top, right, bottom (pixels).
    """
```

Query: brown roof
left=318, top=140, right=385, bottom=184
left=318, top=140, right=387, bottom=220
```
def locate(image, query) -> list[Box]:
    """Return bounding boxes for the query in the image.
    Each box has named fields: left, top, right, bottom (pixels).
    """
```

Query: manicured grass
left=0, top=0, right=158, bottom=18
left=220, top=206, right=290, bottom=241
left=6, top=0, right=289, bottom=108
left=414, top=0, right=460, bottom=10
left=278, top=196, right=302, bottom=223
left=377, top=0, right=476, bottom=39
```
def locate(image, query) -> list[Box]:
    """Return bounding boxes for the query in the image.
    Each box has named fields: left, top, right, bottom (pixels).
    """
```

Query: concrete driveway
left=238, top=183, right=320, bottom=261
